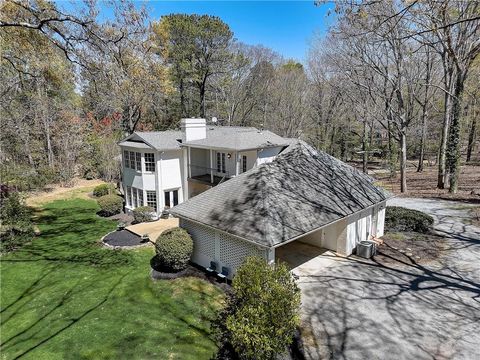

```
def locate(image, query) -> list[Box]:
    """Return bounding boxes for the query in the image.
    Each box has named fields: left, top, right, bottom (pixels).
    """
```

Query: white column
left=187, top=147, right=191, bottom=178
left=182, top=147, right=189, bottom=201
left=266, top=248, right=275, bottom=265
left=235, top=151, right=240, bottom=176
left=210, top=149, right=214, bottom=183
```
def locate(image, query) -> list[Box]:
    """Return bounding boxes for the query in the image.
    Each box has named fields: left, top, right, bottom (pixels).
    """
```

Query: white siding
left=180, top=219, right=268, bottom=279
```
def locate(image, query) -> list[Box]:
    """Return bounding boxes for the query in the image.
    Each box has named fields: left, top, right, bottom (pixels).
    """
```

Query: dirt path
left=26, top=178, right=106, bottom=207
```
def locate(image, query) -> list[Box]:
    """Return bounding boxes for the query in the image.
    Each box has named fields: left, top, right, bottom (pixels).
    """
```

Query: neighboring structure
left=118, top=118, right=291, bottom=215
left=170, top=141, right=392, bottom=279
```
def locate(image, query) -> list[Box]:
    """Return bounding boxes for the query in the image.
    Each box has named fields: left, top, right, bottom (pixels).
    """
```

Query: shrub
left=385, top=206, right=434, bottom=233
left=97, top=194, right=123, bottom=216
left=213, top=257, right=301, bottom=360
left=93, top=183, right=116, bottom=197
left=154, top=228, right=193, bottom=272
left=0, top=192, right=34, bottom=253
left=133, top=206, right=155, bottom=223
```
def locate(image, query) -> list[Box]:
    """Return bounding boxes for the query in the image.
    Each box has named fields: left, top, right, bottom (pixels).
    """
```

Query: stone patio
left=126, top=217, right=179, bottom=241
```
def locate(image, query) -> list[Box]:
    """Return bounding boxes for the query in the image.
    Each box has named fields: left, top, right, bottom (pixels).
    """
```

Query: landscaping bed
left=102, top=229, right=148, bottom=248
left=376, top=231, right=448, bottom=264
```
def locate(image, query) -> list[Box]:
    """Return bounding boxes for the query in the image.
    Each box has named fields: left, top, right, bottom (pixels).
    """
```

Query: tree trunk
left=466, top=103, right=477, bottom=163
left=417, top=105, right=427, bottom=172
left=437, top=61, right=454, bottom=189
left=399, top=130, right=407, bottom=193
left=362, top=120, right=368, bottom=174
left=447, top=72, right=465, bottom=194
left=387, top=118, right=396, bottom=177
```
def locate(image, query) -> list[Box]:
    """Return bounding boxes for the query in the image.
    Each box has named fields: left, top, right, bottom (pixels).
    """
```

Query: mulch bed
left=107, top=212, right=134, bottom=225
left=375, top=231, right=448, bottom=265
left=150, top=261, right=232, bottom=292
left=103, top=229, right=148, bottom=248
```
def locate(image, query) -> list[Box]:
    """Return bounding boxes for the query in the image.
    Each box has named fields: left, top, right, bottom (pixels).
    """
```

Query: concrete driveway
left=298, top=198, right=480, bottom=360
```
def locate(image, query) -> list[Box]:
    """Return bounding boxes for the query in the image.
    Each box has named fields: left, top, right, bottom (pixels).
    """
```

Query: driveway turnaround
left=298, top=198, right=480, bottom=360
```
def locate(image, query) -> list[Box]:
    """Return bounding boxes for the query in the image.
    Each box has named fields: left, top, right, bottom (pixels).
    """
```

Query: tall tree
left=152, top=14, right=234, bottom=118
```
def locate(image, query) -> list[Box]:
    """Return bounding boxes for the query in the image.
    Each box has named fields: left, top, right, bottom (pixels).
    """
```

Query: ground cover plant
left=0, top=196, right=223, bottom=359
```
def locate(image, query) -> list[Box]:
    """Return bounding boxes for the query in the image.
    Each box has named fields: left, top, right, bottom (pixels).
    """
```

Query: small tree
left=216, top=256, right=301, bottom=360
left=0, top=192, right=34, bottom=253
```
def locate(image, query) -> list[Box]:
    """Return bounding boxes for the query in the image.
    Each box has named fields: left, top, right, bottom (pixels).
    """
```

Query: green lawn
left=0, top=198, right=223, bottom=359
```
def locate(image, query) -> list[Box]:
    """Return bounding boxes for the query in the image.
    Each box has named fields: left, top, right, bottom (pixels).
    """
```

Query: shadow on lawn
left=1, top=272, right=128, bottom=360
left=3, top=203, right=133, bottom=267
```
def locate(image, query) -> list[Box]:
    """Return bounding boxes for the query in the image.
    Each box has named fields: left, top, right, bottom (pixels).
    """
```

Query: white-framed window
left=124, top=151, right=130, bottom=168
left=132, top=187, right=138, bottom=207
left=145, top=153, right=155, bottom=172
left=135, top=152, right=141, bottom=171
left=216, top=152, right=226, bottom=173
left=138, top=189, right=144, bottom=207
left=164, top=189, right=179, bottom=209
left=146, top=191, right=157, bottom=211
left=126, top=186, right=132, bottom=207
left=129, top=151, right=136, bottom=169
left=242, top=155, right=247, bottom=173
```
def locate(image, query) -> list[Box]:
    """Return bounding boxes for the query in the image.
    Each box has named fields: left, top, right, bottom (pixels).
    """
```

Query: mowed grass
left=0, top=198, right=223, bottom=360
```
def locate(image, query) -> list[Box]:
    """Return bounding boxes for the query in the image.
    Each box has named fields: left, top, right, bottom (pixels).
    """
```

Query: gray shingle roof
left=119, top=127, right=290, bottom=151
left=184, top=126, right=291, bottom=150
left=170, top=141, right=392, bottom=247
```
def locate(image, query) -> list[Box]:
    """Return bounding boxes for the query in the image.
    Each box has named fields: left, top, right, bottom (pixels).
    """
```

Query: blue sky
left=145, top=1, right=335, bottom=62
left=58, top=1, right=336, bottom=62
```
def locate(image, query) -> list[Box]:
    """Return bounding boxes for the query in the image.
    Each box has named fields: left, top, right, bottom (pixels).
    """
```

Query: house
left=170, top=141, right=392, bottom=279
left=118, top=118, right=291, bottom=215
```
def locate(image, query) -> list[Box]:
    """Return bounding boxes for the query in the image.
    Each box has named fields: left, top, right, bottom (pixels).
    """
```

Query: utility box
left=357, top=240, right=376, bottom=258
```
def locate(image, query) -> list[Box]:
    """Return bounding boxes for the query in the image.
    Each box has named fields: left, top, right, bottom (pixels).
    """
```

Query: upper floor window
left=145, top=153, right=155, bottom=172
left=216, top=152, right=226, bottom=173
left=123, top=150, right=143, bottom=171
left=129, top=151, right=136, bottom=169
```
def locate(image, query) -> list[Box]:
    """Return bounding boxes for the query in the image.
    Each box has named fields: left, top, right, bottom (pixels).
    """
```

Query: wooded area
left=1, top=0, right=479, bottom=193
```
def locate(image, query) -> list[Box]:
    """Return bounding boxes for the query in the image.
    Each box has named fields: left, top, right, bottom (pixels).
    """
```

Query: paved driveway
left=298, top=198, right=480, bottom=360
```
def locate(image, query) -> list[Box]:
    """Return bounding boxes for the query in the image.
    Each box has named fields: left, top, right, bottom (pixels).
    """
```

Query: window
left=164, top=191, right=170, bottom=209
left=129, top=151, right=136, bottom=169
left=135, top=152, right=141, bottom=171
left=126, top=186, right=132, bottom=207
left=124, top=151, right=130, bottom=168
left=132, top=187, right=138, bottom=207
left=138, top=189, right=144, bottom=207
left=173, top=190, right=178, bottom=206
left=146, top=191, right=157, bottom=211
left=242, top=155, right=247, bottom=173
left=164, top=189, right=179, bottom=209
left=145, top=153, right=155, bottom=172
left=216, top=152, right=226, bottom=173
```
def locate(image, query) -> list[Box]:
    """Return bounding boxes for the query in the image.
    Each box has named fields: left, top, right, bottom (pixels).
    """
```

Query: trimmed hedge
left=93, top=183, right=116, bottom=197
left=154, top=228, right=193, bottom=272
left=385, top=206, right=433, bottom=233
left=133, top=206, right=155, bottom=223
left=97, top=194, right=123, bottom=216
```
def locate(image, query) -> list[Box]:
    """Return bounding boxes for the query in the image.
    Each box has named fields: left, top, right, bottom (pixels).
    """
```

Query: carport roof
left=170, top=141, right=393, bottom=247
